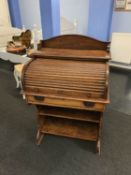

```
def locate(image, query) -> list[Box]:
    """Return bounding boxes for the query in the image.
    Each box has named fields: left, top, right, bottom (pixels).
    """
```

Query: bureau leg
left=96, top=113, right=103, bottom=155
left=36, top=114, right=45, bottom=145
left=96, top=139, right=101, bottom=155
left=36, top=130, right=44, bottom=145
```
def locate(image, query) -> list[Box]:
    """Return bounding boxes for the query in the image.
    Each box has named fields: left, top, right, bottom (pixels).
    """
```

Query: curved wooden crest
left=40, top=34, right=110, bottom=51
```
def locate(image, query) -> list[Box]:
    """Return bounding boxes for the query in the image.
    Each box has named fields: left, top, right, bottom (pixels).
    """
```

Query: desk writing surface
left=29, top=48, right=110, bottom=61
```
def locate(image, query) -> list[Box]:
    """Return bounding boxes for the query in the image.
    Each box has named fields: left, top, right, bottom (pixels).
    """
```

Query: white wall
left=18, top=0, right=41, bottom=30
left=111, top=12, right=131, bottom=33
left=0, top=0, right=11, bottom=26
left=18, top=0, right=89, bottom=35
left=60, top=0, right=89, bottom=35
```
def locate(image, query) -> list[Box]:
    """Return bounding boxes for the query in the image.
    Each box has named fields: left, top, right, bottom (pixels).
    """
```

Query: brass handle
left=34, top=96, right=44, bottom=101
left=83, top=101, right=95, bottom=107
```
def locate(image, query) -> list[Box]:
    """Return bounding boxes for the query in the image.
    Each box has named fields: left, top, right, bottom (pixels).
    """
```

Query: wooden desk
left=22, top=35, right=110, bottom=155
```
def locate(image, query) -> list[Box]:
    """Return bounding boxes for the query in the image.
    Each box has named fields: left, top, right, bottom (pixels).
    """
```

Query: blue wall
left=88, top=0, right=114, bottom=41
left=39, top=0, right=60, bottom=39
left=9, top=0, right=125, bottom=41
left=111, top=12, right=131, bottom=33
left=8, top=0, right=22, bottom=28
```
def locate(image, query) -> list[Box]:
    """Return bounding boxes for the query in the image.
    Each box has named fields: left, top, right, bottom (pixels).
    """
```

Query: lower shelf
left=38, top=105, right=101, bottom=123
left=41, top=117, right=99, bottom=141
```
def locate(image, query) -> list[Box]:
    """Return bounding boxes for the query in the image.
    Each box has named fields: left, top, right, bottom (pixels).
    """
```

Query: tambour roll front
left=22, top=35, right=110, bottom=154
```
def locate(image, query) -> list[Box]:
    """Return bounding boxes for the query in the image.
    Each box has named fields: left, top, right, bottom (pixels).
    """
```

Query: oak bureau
left=22, top=35, right=110, bottom=154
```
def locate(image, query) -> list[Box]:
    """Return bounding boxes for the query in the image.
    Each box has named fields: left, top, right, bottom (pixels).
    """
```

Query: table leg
left=14, top=69, right=20, bottom=88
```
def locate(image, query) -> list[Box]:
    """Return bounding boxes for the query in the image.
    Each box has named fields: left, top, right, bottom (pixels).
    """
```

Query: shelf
left=38, top=106, right=101, bottom=123
left=31, top=48, right=110, bottom=60
left=41, top=117, right=98, bottom=141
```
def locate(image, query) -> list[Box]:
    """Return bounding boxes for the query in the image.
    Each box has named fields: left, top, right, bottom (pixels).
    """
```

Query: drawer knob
left=34, top=96, right=45, bottom=101
left=83, top=101, right=95, bottom=107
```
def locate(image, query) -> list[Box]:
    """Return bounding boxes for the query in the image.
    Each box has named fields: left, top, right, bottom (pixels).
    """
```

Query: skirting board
left=109, top=60, right=131, bottom=70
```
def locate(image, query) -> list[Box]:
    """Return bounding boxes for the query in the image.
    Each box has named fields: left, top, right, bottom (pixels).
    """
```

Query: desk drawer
left=26, top=95, right=105, bottom=112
